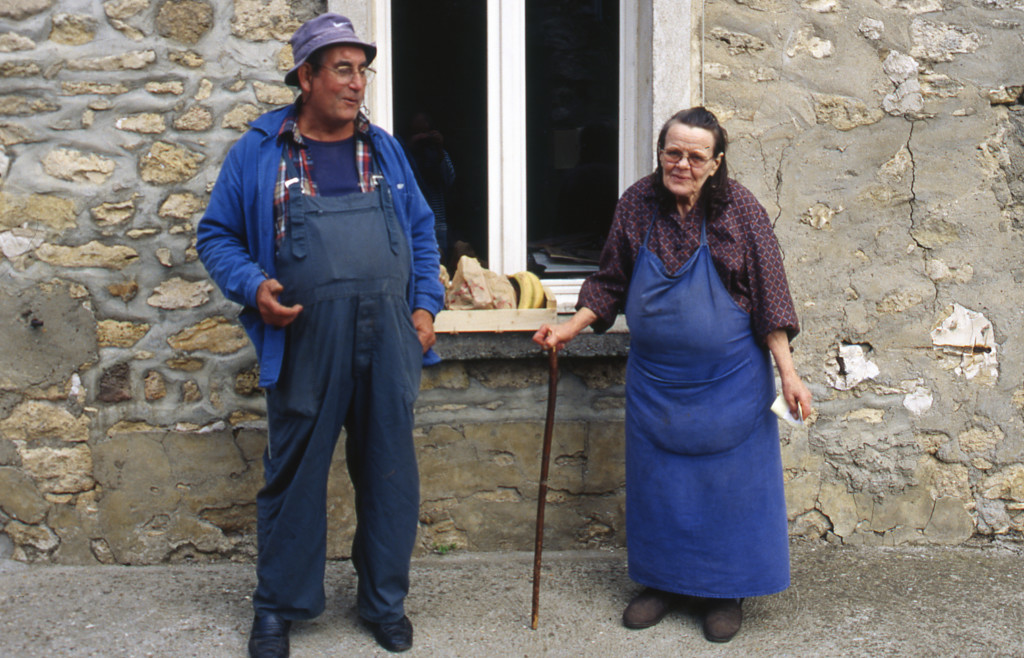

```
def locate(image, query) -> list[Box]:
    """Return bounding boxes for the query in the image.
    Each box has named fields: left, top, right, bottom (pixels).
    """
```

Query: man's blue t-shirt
left=306, top=136, right=360, bottom=196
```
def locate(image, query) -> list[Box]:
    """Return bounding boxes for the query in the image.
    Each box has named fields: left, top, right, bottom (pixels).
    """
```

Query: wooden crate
left=434, top=287, right=557, bottom=333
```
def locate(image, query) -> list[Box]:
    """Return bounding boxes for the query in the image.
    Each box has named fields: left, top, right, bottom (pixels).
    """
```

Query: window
left=368, top=0, right=652, bottom=312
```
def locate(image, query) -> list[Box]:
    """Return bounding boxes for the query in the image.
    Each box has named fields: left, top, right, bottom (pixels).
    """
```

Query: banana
left=512, top=272, right=532, bottom=309
left=510, top=272, right=521, bottom=308
left=512, top=271, right=544, bottom=309
left=525, top=272, right=545, bottom=309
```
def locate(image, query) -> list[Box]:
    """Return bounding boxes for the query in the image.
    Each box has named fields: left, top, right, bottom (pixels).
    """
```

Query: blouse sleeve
left=576, top=187, right=642, bottom=332
left=742, top=191, right=800, bottom=341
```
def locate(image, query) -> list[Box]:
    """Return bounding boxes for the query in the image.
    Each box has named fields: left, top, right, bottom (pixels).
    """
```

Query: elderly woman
left=534, top=107, right=812, bottom=643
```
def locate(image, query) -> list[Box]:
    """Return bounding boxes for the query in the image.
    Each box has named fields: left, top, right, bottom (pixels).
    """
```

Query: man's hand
left=256, top=278, right=302, bottom=327
left=412, top=308, right=435, bottom=354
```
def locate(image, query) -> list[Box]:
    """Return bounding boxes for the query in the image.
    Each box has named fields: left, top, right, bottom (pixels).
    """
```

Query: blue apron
left=623, top=213, right=789, bottom=598
left=254, top=154, right=423, bottom=623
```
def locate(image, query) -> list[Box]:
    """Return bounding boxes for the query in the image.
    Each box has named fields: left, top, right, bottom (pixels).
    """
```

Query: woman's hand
left=766, top=329, right=813, bottom=421
left=532, top=308, right=598, bottom=352
left=532, top=323, right=579, bottom=351
left=780, top=370, right=813, bottom=421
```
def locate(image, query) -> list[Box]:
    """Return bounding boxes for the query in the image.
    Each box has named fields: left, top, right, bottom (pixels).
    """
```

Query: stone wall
left=0, top=0, right=1022, bottom=564
left=0, top=0, right=625, bottom=565
left=407, top=356, right=627, bottom=557
left=0, top=0, right=329, bottom=563
left=700, top=0, right=1024, bottom=545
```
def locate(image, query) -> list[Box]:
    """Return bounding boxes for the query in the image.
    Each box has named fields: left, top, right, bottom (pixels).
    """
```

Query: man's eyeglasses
left=659, top=148, right=714, bottom=169
left=323, top=63, right=376, bottom=85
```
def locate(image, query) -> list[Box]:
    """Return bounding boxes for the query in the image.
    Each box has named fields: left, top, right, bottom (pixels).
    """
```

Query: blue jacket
left=196, top=105, right=445, bottom=387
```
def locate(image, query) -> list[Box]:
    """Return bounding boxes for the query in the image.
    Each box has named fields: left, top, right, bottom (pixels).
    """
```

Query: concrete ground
left=1, top=542, right=1023, bottom=657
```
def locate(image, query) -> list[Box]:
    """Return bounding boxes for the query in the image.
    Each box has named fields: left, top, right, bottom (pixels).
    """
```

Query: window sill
left=433, top=316, right=629, bottom=361
left=433, top=308, right=557, bottom=333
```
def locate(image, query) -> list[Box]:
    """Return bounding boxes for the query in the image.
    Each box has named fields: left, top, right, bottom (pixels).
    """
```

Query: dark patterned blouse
left=577, top=174, right=800, bottom=341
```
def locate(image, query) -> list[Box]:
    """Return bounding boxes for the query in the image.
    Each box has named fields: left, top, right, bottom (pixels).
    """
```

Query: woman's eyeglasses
left=659, top=148, right=714, bottom=169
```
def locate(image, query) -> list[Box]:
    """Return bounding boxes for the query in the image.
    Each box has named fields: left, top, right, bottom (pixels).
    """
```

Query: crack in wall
left=906, top=118, right=921, bottom=247
left=751, top=133, right=788, bottom=229
left=921, top=496, right=938, bottom=531
left=544, top=486, right=623, bottom=499
left=776, top=137, right=797, bottom=230
left=903, top=117, right=942, bottom=314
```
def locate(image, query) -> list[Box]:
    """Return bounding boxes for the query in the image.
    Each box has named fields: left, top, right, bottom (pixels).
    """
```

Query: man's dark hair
left=651, top=106, right=730, bottom=220
left=305, top=45, right=331, bottom=73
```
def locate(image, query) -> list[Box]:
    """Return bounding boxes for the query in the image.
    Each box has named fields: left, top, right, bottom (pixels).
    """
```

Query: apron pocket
left=627, top=356, right=769, bottom=456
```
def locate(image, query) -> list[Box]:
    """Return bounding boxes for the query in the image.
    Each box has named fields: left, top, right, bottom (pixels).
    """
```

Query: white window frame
left=358, top=0, right=678, bottom=313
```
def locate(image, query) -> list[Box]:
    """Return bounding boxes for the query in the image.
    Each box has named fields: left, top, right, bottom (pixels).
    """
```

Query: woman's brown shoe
left=702, top=598, right=743, bottom=642
left=622, top=588, right=675, bottom=629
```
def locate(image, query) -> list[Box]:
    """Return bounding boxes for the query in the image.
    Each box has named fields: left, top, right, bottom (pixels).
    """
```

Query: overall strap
left=282, top=150, right=308, bottom=259
left=369, top=146, right=401, bottom=255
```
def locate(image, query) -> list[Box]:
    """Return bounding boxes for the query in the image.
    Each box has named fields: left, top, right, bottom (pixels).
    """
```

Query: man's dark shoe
left=248, top=612, right=291, bottom=658
left=363, top=615, right=414, bottom=652
left=702, top=597, right=743, bottom=643
left=622, top=587, right=675, bottom=629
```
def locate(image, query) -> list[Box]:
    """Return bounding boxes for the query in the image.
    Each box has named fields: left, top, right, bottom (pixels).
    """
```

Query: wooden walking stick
left=531, top=348, right=559, bottom=630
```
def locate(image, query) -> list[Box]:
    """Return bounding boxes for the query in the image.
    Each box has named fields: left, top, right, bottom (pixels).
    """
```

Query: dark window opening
left=391, top=0, right=619, bottom=278
left=526, top=0, right=619, bottom=278
left=391, top=0, right=487, bottom=273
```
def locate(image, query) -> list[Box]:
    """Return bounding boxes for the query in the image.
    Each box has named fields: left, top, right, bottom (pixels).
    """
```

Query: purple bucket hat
left=284, top=13, right=377, bottom=87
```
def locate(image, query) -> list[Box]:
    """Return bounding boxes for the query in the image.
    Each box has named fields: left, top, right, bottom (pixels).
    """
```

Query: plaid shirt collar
left=277, top=101, right=373, bottom=148
left=272, top=102, right=376, bottom=246
left=276, top=100, right=376, bottom=193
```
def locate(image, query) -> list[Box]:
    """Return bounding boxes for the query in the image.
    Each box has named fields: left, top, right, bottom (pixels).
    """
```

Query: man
left=196, top=14, right=444, bottom=657
left=399, top=111, right=456, bottom=267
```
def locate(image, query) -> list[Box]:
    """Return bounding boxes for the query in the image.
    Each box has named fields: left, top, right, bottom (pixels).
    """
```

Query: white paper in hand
left=771, top=394, right=803, bottom=427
